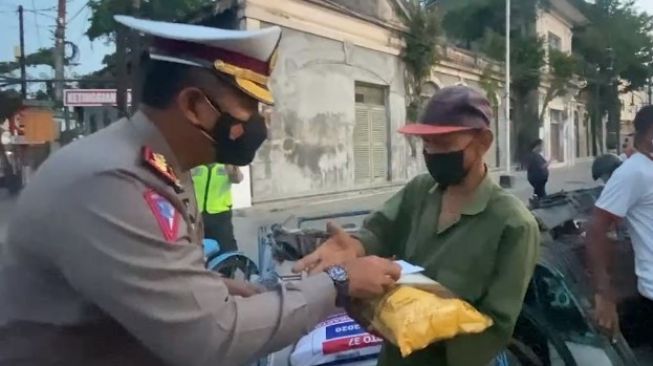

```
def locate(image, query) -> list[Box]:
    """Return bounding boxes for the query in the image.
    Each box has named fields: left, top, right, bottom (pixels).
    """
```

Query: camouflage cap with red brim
left=399, top=85, right=493, bottom=136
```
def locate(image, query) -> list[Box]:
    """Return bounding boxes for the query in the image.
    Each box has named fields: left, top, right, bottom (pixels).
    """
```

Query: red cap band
left=151, top=37, right=270, bottom=76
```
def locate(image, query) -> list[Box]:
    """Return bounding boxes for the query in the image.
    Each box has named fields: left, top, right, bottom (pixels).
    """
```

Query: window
left=548, top=32, right=562, bottom=51
left=354, top=83, right=389, bottom=184
left=355, top=84, right=385, bottom=106
left=549, top=109, right=564, bottom=162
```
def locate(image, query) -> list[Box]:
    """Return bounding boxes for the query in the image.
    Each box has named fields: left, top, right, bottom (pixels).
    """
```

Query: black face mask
left=201, top=95, right=268, bottom=166
left=423, top=150, right=468, bottom=188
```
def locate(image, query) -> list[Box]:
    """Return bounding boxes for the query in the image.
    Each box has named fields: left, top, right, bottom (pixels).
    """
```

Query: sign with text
left=64, top=89, right=132, bottom=107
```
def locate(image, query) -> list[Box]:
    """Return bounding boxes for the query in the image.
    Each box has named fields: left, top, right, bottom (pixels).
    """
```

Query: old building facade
left=535, top=0, right=591, bottom=167
left=228, top=0, right=508, bottom=205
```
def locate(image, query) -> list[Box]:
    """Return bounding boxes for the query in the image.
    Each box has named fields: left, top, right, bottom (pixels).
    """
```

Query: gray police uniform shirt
left=0, top=111, right=337, bottom=366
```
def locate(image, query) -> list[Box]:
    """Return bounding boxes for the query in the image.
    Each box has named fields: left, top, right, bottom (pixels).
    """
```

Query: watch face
left=328, top=266, right=348, bottom=282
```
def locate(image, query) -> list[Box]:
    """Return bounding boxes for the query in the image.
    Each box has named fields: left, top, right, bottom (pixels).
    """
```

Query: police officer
left=192, top=163, right=241, bottom=253
left=0, top=16, right=401, bottom=366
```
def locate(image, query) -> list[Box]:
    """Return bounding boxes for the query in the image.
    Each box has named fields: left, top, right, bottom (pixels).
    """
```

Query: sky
left=1, top=0, right=653, bottom=93
left=0, top=0, right=113, bottom=93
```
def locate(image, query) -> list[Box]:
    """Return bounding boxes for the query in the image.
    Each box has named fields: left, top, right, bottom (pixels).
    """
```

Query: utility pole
left=129, top=0, right=142, bottom=114
left=505, top=0, right=512, bottom=173
left=498, top=0, right=515, bottom=189
left=18, top=5, right=27, bottom=99
left=116, top=24, right=129, bottom=118
left=54, top=0, right=67, bottom=104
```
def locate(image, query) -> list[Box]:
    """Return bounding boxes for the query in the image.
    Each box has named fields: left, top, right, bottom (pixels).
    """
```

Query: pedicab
left=255, top=211, right=520, bottom=366
left=254, top=184, right=653, bottom=365
left=515, top=186, right=650, bottom=366
left=203, top=238, right=259, bottom=279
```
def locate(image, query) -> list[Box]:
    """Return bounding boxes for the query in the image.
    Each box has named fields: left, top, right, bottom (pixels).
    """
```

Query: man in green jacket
left=295, top=86, right=540, bottom=366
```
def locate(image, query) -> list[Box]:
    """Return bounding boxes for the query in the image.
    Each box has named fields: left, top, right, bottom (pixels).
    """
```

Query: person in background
left=586, top=105, right=653, bottom=342
left=525, top=139, right=549, bottom=199
left=619, top=136, right=635, bottom=161
left=294, top=86, right=540, bottom=366
left=192, top=163, right=242, bottom=253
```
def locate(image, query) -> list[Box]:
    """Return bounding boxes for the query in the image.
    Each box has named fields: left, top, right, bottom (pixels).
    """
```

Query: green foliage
left=440, top=0, right=554, bottom=159
left=574, top=0, right=653, bottom=91
left=549, top=50, right=577, bottom=83
left=400, top=0, right=442, bottom=156
left=572, top=0, right=653, bottom=154
left=86, top=0, right=214, bottom=40
left=510, top=35, right=545, bottom=98
left=479, top=66, right=500, bottom=106
left=538, top=49, right=578, bottom=120
left=0, top=48, right=59, bottom=75
left=402, top=0, right=442, bottom=101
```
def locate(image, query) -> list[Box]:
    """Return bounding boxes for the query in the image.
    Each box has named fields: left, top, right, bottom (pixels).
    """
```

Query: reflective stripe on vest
left=191, top=164, right=232, bottom=214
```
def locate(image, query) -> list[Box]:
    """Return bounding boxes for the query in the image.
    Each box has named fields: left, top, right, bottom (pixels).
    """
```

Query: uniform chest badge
left=144, top=190, right=181, bottom=242
left=142, top=146, right=183, bottom=192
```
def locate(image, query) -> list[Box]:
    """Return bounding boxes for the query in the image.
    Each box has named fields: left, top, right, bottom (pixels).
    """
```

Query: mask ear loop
left=196, top=93, right=221, bottom=143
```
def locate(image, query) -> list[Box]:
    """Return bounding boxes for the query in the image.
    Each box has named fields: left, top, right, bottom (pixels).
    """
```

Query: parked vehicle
left=203, top=238, right=258, bottom=280
left=254, top=187, right=651, bottom=365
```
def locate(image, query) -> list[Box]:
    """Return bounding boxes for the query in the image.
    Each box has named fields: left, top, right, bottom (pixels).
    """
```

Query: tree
left=572, top=0, right=653, bottom=154
left=538, top=50, right=578, bottom=123
left=0, top=48, right=56, bottom=75
left=402, top=0, right=442, bottom=120
left=400, top=0, right=442, bottom=156
left=86, top=0, right=215, bottom=115
left=0, top=42, right=80, bottom=78
left=441, top=0, right=556, bottom=161
left=86, top=0, right=216, bottom=41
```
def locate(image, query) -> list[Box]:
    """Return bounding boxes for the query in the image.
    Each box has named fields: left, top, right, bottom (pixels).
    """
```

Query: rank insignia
left=142, top=146, right=182, bottom=192
left=144, top=190, right=181, bottom=242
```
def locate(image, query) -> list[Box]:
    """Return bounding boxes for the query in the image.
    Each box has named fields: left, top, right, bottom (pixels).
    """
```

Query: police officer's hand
left=223, top=279, right=265, bottom=298
left=342, top=256, right=401, bottom=299
left=293, top=222, right=365, bottom=275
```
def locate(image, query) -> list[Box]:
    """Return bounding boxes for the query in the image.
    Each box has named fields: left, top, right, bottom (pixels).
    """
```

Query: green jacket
left=358, top=174, right=540, bottom=366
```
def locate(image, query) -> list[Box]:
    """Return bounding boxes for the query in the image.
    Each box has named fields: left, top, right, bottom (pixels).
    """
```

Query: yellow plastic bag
left=350, top=274, right=493, bottom=358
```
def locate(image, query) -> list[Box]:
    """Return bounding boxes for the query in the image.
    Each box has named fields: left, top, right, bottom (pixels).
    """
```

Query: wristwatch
left=325, top=265, right=350, bottom=308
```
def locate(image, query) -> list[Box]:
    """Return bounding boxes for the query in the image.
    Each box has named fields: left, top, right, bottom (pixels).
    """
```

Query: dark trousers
left=202, top=210, right=238, bottom=253
left=619, top=295, right=653, bottom=348
left=528, top=178, right=548, bottom=199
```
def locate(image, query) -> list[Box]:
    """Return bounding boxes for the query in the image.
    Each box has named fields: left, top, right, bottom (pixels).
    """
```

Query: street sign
left=63, top=89, right=132, bottom=107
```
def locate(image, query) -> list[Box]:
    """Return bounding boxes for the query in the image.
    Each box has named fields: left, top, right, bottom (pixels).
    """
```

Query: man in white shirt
left=586, top=105, right=653, bottom=339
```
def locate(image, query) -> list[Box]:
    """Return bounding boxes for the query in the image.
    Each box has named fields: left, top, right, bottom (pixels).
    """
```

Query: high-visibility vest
left=191, top=164, right=232, bottom=214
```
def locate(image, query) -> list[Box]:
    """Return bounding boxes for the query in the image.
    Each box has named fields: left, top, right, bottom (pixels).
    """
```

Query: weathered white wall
left=620, top=89, right=648, bottom=142
left=536, top=10, right=573, bottom=53
left=250, top=27, right=418, bottom=202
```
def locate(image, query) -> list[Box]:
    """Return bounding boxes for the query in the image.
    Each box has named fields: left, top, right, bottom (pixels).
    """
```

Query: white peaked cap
left=114, top=15, right=282, bottom=105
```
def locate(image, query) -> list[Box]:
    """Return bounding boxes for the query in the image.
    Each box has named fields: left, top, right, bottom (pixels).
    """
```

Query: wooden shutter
left=354, top=83, right=389, bottom=184
left=354, top=107, right=371, bottom=182
left=370, top=107, right=388, bottom=180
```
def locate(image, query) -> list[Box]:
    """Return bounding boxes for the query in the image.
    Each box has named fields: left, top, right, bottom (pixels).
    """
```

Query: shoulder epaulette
left=142, top=146, right=182, bottom=193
